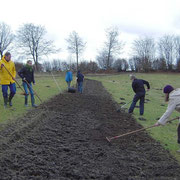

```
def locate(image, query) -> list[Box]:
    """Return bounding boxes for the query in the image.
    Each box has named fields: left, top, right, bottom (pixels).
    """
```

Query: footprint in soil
left=161, top=104, right=165, bottom=106
left=139, top=117, right=146, bottom=121
left=156, top=117, right=160, bottom=120
left=145, top=99, right=150, bottom=101
left=120, top=98, right=125, bottom=100
left=46, top=85, right=51, bottom=88
left=119, top=102, right=126, bottom=105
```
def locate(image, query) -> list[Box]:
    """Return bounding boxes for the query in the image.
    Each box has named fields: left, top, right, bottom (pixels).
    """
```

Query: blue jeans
left=2, top=83, right=16, bottom=98
left=22, top=82, right=35, bottom=105
left=78, top=81, right=83, bottom=93
left=128, top=92, right=145, bottom=115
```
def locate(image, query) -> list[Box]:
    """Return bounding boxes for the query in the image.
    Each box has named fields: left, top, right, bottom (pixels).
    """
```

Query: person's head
left=163, top=85, right=174, bottom=94
left=163, top=85, right=174, bottom=102
left=129, top=74, right=136, bottom=81
left=4, top=52, right=11, bottom=62
left=27, top=60, right=33, bottom=66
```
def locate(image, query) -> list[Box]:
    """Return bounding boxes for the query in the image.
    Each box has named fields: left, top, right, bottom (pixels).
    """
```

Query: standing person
left=65, top=69, right=73, bottom=89
left=0, top=52, right=16, bottom=108
left=154, top=85, right=180, bottom=152
left=18, top=60, right=37, bottom=107
left=128, top=74, right=150, bottom=115
left=77, top=70, right=84, bottom=93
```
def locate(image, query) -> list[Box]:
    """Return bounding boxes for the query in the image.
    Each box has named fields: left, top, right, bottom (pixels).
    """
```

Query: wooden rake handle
left=24, top=80, right=43, bottom=103
left=107, top=117, right=179, bottom=142
left=3, top=65, right=26, bottom=94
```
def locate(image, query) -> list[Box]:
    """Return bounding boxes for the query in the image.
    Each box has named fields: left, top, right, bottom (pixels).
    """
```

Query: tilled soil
left=0, top=79, right=180, bottom=180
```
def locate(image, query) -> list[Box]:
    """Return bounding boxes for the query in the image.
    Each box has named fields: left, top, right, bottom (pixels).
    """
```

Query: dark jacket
left=77, top=71, right=84, bottom=82
left=132, top=79, right=150, bottom=94
left=18, top=65, right=35, bottom=84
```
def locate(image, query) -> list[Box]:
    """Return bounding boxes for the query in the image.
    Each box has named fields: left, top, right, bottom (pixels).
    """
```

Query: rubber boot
left=3, top=97, right=8, bottom=108
left=25, top=96, right=28, bottom=107
left=9, top=94, right=14, bottom=107
left=31, top=96, right=37, bottom=108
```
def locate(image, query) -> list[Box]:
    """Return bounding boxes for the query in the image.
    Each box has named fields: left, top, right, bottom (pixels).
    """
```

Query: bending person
left=128, top=74, right=150, bottom=115
left=154, top=85, right=180, bottom=152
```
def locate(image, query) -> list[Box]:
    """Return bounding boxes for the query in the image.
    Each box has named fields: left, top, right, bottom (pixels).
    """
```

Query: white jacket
left=158, top=88, right=180, bottom=125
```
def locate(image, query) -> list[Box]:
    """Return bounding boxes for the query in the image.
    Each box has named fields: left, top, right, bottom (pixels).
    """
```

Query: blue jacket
left=65, top=71, right=73, bottom=82
left=132, top=79, right=150, bottom=94
left=77, top=71, right=84, bottom=82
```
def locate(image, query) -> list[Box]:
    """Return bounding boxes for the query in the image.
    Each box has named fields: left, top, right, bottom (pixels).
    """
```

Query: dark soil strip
left=0, top=79, right=180, bottom=180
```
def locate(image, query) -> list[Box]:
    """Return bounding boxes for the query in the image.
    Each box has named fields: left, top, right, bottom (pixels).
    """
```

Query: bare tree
left=174, top=35, right=180, bottom=71
left=43, top=61, right=52, bottom=72
left=51, top=59, right=61, bottom=71
left=158, top=35, right=175, bottom=70
left=113, top=58, right=129, bottom=72
left=66, top=31, right=86, bottom=71
left=131, top=36, right=155, bottom=72
left=97, top=27, right=124, bottom=70
left=16, top=23, right=59, bottom=70
left=0, top=22, right=14, bottom=58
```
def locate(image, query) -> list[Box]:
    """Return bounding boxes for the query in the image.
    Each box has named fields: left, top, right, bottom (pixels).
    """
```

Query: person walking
left=154, top=85, right=180, bottom=152
left=77, top=70, right=84, bottom=93
left=0, top=52, right=16, bottom=108
left=128, top=74, right=150, bottom=115
left=65, top=69, right=73, bottom=89
left=18, top=60, right=37, bottom=107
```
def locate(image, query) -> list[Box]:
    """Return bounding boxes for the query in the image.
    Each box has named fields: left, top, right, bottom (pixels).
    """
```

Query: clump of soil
left=0, top=79, right=180, bottom=179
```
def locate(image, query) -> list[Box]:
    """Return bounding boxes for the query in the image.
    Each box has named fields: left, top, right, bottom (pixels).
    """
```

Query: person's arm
left=18, top=67, right=25, bottom=79
left=142, top=80, right=150, bottom=90
left=157, top=100, right=176, bottom=125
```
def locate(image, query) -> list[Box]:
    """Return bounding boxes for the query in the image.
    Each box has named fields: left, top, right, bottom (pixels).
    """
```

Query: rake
left=3, top=65, right=26, bottom=95
left=106, top=117, right=179, bottom=142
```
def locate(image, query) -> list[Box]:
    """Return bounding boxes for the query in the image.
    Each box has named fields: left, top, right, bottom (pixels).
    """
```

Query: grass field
left=88, top=73, right=180, bottom=161
left=0, top=73, right=77, bottom=124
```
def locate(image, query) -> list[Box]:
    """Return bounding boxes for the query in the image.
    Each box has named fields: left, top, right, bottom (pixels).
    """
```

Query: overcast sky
left=1, top=0, right=180, bottom=62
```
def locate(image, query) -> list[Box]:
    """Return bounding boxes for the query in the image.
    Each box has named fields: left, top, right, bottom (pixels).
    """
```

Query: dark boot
left=3, top=97, right=8, bottom=108
left=9, top=94, right=14, bottom=107
left=31, top=96, right=37, bottom=108
left=25, top=96, right=28, bottom=107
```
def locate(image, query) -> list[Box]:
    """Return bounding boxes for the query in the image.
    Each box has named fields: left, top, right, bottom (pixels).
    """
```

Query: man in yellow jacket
left=0, top=52, right=16, bottom=108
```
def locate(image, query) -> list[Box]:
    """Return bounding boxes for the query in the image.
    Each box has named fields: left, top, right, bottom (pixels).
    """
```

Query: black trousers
left=177, top=124, right=180, bottom=144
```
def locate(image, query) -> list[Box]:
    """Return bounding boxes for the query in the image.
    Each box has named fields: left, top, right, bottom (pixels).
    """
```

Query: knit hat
left=163, top=85, right=174, bottom=94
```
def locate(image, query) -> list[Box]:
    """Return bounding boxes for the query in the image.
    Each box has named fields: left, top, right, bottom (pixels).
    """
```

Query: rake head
left=20, top=92, right=27, bottom=96
left=106, top=137, right=111, bottom=142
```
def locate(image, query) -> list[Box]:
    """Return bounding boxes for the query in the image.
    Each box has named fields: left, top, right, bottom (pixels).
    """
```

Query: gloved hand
left=22, top=77, right=26, bottom=82
left=1, top=64, right=4, bottom=68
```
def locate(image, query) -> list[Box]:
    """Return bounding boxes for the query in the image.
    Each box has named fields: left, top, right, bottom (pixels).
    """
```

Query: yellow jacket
left=0, top=56, right=16, bottom=85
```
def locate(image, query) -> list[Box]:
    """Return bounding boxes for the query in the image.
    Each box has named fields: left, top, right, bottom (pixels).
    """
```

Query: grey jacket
left=158, top=88, right=180, bottom=125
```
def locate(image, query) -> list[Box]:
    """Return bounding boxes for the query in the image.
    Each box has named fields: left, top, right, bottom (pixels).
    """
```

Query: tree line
left=1, top=21, right=180, bottom=72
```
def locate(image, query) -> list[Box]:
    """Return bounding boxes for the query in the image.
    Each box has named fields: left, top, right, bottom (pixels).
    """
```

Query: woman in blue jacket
left=65, top=69, right=73, bottom=89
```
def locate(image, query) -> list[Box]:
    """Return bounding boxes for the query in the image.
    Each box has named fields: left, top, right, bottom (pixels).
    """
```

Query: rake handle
left=108, top=117, right=179, bottom=141
left=24, top=80, right=43, bottom=103
left=3, top=65, right=26, bottom=94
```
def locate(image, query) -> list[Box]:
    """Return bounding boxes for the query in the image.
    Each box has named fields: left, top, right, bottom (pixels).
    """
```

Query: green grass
left=88, top=73, right=180, bottom=162
left=0, top=73, right=77, bottom=124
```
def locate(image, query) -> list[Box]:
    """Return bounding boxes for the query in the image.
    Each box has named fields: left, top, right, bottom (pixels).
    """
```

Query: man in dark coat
left=18, top=60, right=37, bottom=107
left=128, top=74, right=150, bottom=115
left=77, top=70, right=84, bottom=93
